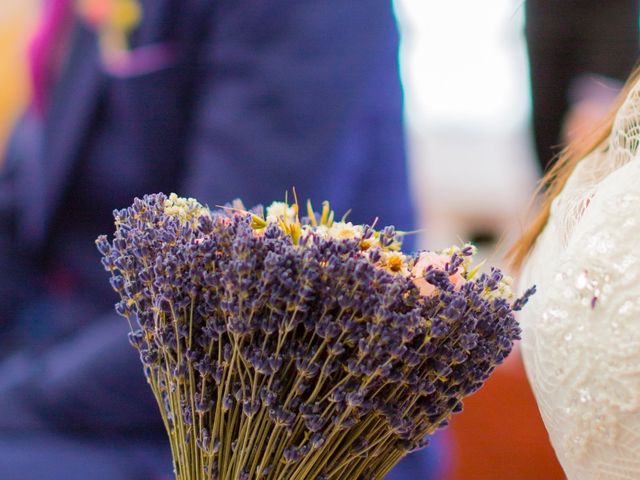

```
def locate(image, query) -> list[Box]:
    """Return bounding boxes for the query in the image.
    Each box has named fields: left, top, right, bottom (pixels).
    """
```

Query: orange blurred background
left=0, top=1, right=37, bottom=151
left=445, top=347, right=564, bottom=479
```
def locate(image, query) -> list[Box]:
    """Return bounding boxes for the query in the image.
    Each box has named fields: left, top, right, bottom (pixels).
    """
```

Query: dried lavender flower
left=97, top=193, right=534, bottom=480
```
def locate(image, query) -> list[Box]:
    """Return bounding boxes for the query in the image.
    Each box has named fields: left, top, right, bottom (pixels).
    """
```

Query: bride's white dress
left=520, top=81, right=640, bottom=479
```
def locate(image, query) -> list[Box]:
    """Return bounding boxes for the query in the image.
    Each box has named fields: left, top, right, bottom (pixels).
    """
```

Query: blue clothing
left=0, top=1, right=425, bottom=478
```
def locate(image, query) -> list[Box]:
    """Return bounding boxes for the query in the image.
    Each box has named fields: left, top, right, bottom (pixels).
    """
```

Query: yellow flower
left=379, top=251, right=410, bottom=276
left=110, top=0, right=142, bottom=32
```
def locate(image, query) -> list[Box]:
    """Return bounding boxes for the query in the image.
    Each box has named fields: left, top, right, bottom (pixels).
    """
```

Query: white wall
left=395, top=0, right=539, bottom=252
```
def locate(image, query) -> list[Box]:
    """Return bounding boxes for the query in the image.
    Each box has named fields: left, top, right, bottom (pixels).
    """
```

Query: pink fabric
left=28, top=0, right=72, bottom=115
left=105, top=42, right=177, bottom=77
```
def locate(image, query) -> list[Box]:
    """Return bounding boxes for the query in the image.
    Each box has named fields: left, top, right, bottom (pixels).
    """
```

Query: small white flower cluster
left=164, top=192, right=211, bottom=225
left=302, top=222, right=364, bottom=241
left=441, top=244, right=478, bottom=275
left=263, top=201, right=413, bottom=276
left=438, top=245, right=514, bottom=301
left=265, top=202, right=298, bottom=224
left=485, top=274, right=515, bottom=302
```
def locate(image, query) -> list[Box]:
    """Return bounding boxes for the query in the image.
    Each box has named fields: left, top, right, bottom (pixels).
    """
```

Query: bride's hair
left=509, top=67, right=640, bottom=269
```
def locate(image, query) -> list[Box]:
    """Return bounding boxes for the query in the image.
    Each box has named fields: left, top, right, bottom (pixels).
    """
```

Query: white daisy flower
left=328, top=222, right=363, bottom=240
left=265, top=201, right=297, bottom=223
left=378, top=250, right=411, bottom=276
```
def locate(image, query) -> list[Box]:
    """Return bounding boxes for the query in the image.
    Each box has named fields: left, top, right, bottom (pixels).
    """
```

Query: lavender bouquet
left=96, top=193, right=534, bottom=480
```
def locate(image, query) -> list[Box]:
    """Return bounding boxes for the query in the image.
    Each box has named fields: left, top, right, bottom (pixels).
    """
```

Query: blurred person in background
left=0, top=0, right=439, bottom=478
left=526, top=0, right=639, bottom=173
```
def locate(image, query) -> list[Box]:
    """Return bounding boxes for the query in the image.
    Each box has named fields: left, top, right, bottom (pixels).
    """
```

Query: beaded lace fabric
left=520, top=80, right=640, bottom=479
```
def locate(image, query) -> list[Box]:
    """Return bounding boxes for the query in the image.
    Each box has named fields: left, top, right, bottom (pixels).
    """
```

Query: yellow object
left=110, top=0, right=141, bottom=32
left=0, top=1, right=39, bottom=156
left=76, top=0, right=142, bottom=64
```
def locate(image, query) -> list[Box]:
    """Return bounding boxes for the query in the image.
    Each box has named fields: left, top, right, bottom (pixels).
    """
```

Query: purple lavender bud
left=223, top=343, right=232, bottom=362
left=283, top=446, right=302, bottom=464
left=310, top=433, right=326, bottom=449
left=95, top=236, right=112, bottom=257
left=403, top=350, right=421, bottom=368
left=196, top=428, right=210, bottom=451
left=242, top=399, right=261, bottom=417
left=512, top=285, right=536, bottom=311
left=460, top=333, right=478, bottom=350
left=353, top=437, right=369, bottom=455
left=260, top=388, right=277, bottom=407
left=345, top=391, right=365, bottom=408
left=380, top=226, right=397, bottom=248
left=303, top=414, right=325, bottom=433
left=222, top=394, right=234, bottom=411
left=257, top=464, right=273, bottom=477
left=114, top=301, right=129, bottom=317
left=268, top=355, right=283, bottom=373
left=358, top=338, right=372, bottom=355
left=196, top=397, right=214, bottom=414
left=127, top=330, right=145, bottom=349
